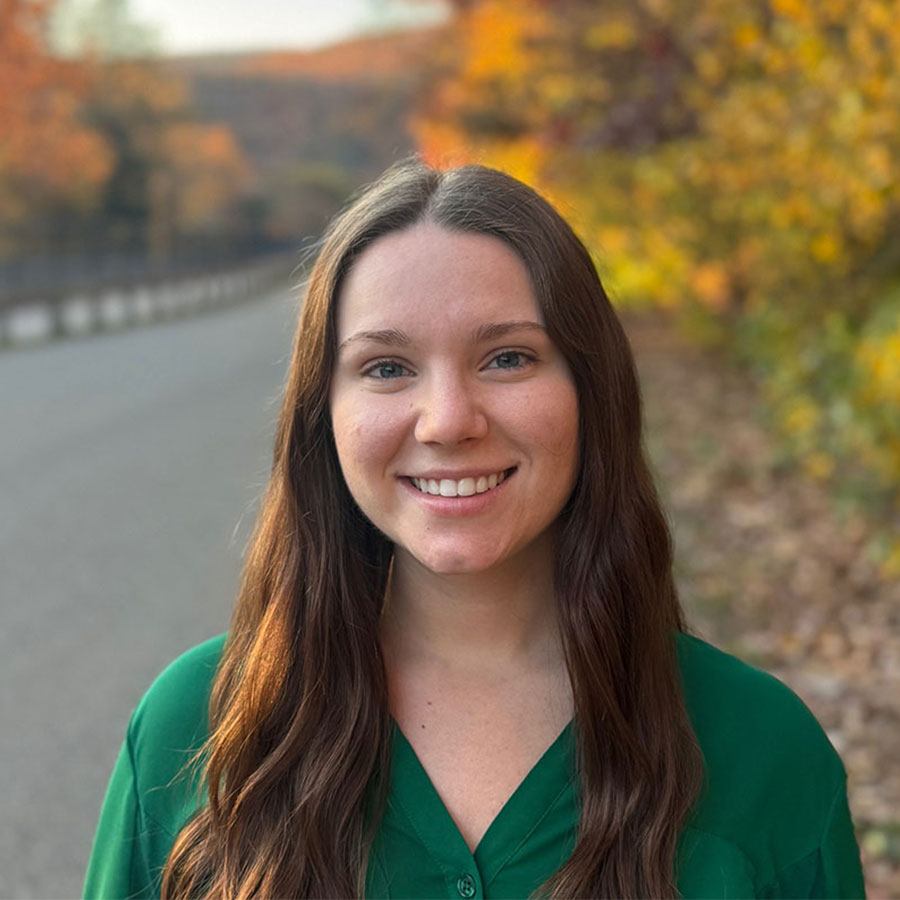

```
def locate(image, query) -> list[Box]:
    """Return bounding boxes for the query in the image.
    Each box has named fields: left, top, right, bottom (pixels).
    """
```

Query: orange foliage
left=0, top=0, right=112, bottom=224
left=236, top=26, right=449, bottom=83
left=161, top=123, right=252, bottom=231
left=91, top=58, right=189, bottom=118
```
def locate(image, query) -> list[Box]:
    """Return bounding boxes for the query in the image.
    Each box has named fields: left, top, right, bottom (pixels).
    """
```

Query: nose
left=413, top=372, right=488, bottom=446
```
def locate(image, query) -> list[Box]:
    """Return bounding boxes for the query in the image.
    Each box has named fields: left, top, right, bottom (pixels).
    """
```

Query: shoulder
left=127, top=633, right=227, bottom=832
left=130, top=633, right=227, bottom=745
left=674, top=632, right=850, bottom=885
left=675, top=631, right=839, bottom=766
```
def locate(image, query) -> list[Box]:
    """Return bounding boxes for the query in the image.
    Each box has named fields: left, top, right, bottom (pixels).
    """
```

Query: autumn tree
left=0, top=0, right=112, bottom=255
left=1, top=0, right=254, bottom=265
left=82, top=58, right=252, bottom=261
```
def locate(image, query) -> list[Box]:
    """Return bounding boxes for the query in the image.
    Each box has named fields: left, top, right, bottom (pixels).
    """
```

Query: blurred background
left=1, top=0, right=898, bottom=896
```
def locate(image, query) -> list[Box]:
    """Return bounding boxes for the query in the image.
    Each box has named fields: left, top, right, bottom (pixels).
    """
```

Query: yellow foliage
left=811, top=232, right=841, bottom=263
left=595, top=226, right=629, bottom=255
left=771, top=0, right=817, bottom=27
left=733, top=23, right=762, bottom=49
left=538, top=73, right=581, bottom=109
left=411, top=118, right=475, bottom=170
left=781, top=397, right=820, bottom=438
left=862, top=143, right=892, bottom=189
left=695, top=49, right=724, bottom=85
left=585, top=16, right=636, bottom=50
left=856, top=322, right=900, bottom=406
left=803, top=451, right=836, bottom=481
left=609, top=256, right=677, bottom=309
left=881, top=543, right=900, bottom=579
left=690, top=262, right=731, bottom=311
left=460, top=0, right=551, bottom=83
left=476, top=138, right=549, bottom=193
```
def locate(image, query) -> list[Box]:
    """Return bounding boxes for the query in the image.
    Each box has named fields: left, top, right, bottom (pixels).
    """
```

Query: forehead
left=335, top=223, right=541, bottom=338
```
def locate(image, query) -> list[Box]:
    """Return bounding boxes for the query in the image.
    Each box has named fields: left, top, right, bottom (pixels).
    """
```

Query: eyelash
left=361, top=350, right=536, bottom=380
left=363, top=358, right=411, bottom=380
left=485, top=350, right=536, bottom=371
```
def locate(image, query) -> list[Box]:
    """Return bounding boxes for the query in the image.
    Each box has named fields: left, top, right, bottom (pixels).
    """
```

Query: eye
left=363, top=359, right=411, bottom=380
left=485, top=350, right=535, bottom=371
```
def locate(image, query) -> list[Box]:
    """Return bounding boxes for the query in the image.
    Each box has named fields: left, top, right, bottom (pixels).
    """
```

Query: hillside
left=166, top=25, right=448, bottom=243
left=170, top=26, right=447, bottom=176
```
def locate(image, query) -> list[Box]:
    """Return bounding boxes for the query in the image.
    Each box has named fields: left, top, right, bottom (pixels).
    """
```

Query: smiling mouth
left=406, top=467, right=516, bottom=497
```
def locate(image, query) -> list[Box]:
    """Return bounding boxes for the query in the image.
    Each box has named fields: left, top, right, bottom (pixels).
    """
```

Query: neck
left=380, top=533, right=564, bottom=673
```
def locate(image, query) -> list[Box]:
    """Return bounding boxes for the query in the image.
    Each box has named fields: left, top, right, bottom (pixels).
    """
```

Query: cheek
left=331, top=397, right=406, bottom=476
left=517, top=382, right=580, bottom=463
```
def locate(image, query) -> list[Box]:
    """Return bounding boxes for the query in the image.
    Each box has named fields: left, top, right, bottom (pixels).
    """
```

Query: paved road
left=0, top=285, right=300, bottom=898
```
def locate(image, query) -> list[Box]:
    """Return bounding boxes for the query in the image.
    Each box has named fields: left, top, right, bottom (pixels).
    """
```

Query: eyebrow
left=337, top=328, right=411, bottom=352
left=337, top=320, right=546, bottom=352
left=474, top=320, right=546, bottom=342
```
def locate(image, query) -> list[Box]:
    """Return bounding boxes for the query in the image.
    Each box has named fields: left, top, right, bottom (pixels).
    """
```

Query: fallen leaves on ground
left=625, top=309, right=900, bottom=899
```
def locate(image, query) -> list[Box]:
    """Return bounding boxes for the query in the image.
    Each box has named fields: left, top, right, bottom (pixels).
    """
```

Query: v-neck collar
left=388, top=718, right=576, bottom=889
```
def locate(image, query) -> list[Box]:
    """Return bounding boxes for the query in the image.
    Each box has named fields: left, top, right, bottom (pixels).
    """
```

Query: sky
left=54, top=0, right=452, bottom=57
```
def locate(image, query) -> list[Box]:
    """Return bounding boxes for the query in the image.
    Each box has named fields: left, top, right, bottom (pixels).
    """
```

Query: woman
left=84, top=161, right=865, bottom=899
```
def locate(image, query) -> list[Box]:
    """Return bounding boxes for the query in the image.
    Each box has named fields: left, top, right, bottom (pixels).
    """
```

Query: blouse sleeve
left=83, top=733, right=153, bottom=900
left=768, top=775, right=866, bottom=899
left=817, top=778, right=866, bottom=899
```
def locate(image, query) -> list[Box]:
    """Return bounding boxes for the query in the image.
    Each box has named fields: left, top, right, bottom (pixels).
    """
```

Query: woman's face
left=329, top=222, right=580, bottom=576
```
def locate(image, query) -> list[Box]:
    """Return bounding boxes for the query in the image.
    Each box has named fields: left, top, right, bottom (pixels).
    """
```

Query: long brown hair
left=162, top=160, right=704, bottom=899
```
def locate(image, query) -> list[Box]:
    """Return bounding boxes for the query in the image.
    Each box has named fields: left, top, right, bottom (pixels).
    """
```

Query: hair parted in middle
left=161, top=158, right=704, bottom=900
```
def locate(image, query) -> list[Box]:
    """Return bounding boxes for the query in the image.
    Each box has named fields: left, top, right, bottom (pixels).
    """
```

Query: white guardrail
left=0, top=251, right=297, bottom=350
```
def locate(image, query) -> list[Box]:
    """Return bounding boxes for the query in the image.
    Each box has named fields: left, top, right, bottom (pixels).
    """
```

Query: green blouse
left=83, top=633, right=865, bottom=899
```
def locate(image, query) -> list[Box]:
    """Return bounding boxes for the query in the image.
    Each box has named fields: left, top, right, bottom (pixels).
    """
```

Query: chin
left=411, top=544, right=506, bottom=576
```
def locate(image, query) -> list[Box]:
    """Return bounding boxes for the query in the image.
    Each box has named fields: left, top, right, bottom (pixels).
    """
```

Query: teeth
left=411, top=470, right=510, bottom=496
left=457, top=477, right=476, bottom=496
